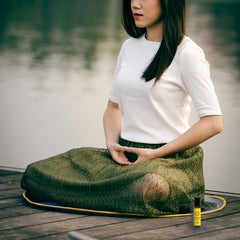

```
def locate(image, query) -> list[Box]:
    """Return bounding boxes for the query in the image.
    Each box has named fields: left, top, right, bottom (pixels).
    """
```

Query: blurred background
left=0, top=0, right=239, bottom=194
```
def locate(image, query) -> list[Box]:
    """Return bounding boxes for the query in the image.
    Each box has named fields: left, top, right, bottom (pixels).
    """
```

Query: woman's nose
left=131, top=0, right=141, bottom=9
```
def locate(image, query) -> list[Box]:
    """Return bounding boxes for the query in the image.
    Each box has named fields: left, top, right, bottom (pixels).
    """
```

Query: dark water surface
left=0, top=0, right=239, bottom=193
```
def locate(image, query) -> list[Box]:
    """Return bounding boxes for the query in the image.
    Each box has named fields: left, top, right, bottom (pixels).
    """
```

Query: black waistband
left=119, top=138, right=166, bottom=162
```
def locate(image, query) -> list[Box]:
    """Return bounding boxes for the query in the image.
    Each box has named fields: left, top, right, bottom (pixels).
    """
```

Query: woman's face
left=131, top=0, right=162, bottom=29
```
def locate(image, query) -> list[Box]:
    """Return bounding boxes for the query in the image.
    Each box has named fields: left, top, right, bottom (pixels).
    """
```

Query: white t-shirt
left=108, top=35, right=222, bottom=144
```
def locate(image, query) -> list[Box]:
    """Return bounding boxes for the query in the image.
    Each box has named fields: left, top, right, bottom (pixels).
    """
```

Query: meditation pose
left=21, top=0, right=223, bottom=216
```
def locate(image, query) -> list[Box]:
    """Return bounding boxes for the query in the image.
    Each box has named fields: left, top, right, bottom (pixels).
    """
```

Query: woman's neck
left=146, top=22, right=163, bottom=42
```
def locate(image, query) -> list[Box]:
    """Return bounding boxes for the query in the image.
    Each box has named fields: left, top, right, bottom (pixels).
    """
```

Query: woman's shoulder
left=176, top=36, right=206, bottom=63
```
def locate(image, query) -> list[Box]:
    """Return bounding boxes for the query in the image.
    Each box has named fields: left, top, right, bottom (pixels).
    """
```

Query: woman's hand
left=104, top=101, right=132, bottom=166
left=125, top=147, right=157, bottom=164
left=108, top=143, right=133, bottom=166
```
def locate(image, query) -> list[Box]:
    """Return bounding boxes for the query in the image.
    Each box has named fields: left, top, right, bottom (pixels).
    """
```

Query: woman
left=21, top=0, right=222, bottom=216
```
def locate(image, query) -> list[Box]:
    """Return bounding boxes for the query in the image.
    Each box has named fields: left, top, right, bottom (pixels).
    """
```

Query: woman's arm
left=126, top=115, right=223, bottom=164
left=103, top=101, right=131, bottom=165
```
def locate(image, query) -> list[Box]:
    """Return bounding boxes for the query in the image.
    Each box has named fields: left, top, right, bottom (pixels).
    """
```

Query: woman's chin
left=134, top=22, right=147, bottom=29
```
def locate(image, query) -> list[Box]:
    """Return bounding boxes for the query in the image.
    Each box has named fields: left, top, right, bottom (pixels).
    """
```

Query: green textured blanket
left=21, top=138, right=216, bottom=216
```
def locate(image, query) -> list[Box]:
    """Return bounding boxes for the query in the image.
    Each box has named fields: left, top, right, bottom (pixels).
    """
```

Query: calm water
left=0, top=0, right=239, bottom=193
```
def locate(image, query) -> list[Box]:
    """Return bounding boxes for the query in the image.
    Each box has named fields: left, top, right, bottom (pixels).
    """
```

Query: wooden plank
left=31, top=214, right=240, bottom=240
left=0, top=205, right=45, bottom=219
left=0, top=188, right=24, bottom=200
left=107, top=213, right=240, bottom=240
left=0, top=196, right=24, bottom=209
left=0, top=173, right=23, bottom=184
left=0, top=211, right=86, bottom=231
left=0, top=181, right=22, bottom=191
left=0, top=170, right=22, bottom=176
left=0, top=216, right=136, bottom=240
left=205, top=194, right=239, bottom=203
left=32, top=233, right=70, bottom=240
left=81, top=216, right=193, bottom=240
left=205, top=190, right=240, bottom=198
left=178, top=225, right=240, bottom=240
left=75, top=200, right=240, bottom=239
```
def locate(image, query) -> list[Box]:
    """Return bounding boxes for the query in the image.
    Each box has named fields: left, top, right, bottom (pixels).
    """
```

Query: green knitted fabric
left=21, top=138, right=216, bottom=216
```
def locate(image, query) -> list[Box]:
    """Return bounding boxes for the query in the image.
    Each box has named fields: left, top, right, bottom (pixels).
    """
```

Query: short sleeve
left=180, top=45, right=222, bottom=118
left=108, top=44, right=125, bottom=104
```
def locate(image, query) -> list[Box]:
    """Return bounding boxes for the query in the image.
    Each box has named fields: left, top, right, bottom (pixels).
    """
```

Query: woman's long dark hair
left=122, top=0, right=186, bottom=83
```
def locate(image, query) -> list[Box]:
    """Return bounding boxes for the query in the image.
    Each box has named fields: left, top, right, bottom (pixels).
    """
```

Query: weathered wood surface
left=0, top=170, right=239, bottom=240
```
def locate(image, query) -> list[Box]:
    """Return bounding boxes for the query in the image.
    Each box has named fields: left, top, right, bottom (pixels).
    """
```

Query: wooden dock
left=0, top=170, right=240, bottom=240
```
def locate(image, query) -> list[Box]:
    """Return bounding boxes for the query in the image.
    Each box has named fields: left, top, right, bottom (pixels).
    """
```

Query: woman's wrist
left=106, top=141, right=113, bottom=151
left=153, top=144, right=170, bottom=159
left=106, top=140, right=120, bottom=151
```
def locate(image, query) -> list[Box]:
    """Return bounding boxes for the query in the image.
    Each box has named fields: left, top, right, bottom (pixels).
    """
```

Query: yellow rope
left=22, top=192, right=226, bottom=218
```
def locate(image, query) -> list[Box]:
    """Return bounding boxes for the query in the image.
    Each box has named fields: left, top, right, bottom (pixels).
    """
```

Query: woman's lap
left=21, top=144, right=213, bottom=216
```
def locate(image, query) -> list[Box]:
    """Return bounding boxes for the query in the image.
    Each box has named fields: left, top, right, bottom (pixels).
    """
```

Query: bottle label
left=193, top=208, right=201, bottom=226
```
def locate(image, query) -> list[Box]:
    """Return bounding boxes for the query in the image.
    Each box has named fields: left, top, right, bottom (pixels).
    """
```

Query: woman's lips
left=134, top=13, right=143, bottom=18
